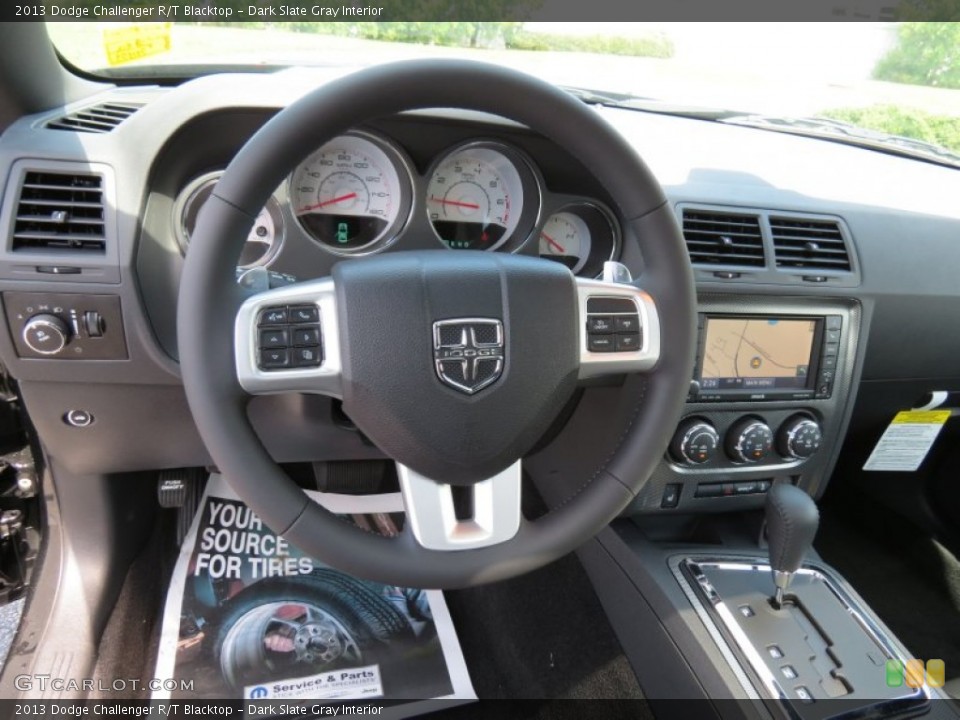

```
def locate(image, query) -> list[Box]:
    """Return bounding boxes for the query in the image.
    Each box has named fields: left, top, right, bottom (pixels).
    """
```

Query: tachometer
left=426, top=145, right=529, bottom=251
left=290, top=134, right=410, bottom=254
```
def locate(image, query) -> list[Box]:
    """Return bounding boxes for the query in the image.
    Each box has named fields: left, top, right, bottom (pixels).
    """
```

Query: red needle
left=430, top=196, right=480, bottom=210
left=542, top=232, right=566, bottom=254
left=298, top=192, right=358, bottom=213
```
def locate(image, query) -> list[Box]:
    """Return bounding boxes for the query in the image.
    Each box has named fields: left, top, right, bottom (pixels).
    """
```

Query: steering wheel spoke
left=575, top=277, right=661, bottom=380
left=234, top=278, right=343, bottom=397
left=397, top=461, right=522, bottom=551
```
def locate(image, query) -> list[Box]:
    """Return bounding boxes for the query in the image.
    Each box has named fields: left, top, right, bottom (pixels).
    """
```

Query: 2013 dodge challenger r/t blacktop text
left=0, top=10, right=958, bottom=719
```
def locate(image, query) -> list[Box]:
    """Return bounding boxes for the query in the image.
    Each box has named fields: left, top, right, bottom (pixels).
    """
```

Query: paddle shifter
left=765, top=484, right=819, bottom=609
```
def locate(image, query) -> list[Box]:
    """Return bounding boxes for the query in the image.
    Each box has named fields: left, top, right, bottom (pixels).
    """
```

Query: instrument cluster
left=173, top=130, right=620, bottom=277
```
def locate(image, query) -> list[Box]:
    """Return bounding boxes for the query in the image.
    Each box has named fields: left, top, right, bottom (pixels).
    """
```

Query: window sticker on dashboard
left=863, top=410, right=952, bottom=472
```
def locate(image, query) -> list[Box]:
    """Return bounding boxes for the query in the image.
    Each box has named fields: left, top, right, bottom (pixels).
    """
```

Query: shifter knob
left=765, top=483, right=819, bottom=608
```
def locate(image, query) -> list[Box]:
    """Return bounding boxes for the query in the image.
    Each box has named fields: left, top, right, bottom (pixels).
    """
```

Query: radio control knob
left=22, top=314, right=70, bottom=356
left=726, top=417, right=774, bottom=463
left=669, top=419, right=720, bottom=465
left=777, top=416, right=823, bottom=459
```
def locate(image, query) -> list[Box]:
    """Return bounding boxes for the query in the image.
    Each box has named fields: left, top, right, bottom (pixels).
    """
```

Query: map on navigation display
left=699, top=318, right=815, bottom=390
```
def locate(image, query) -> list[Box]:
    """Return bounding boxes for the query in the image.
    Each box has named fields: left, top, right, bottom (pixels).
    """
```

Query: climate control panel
left=669, top=413, right=822, bottom=468
left=3, top=292, right=127, bottom=360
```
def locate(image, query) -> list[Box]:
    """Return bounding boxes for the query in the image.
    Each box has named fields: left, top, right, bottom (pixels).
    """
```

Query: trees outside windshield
left=47, top=21, right=960, bottom=155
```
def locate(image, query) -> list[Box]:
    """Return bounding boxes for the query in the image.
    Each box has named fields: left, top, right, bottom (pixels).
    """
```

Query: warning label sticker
left=863, top=410, right=951, bottom=472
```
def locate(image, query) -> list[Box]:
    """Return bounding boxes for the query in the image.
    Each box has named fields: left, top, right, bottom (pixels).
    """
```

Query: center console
left=626, top=295, right=861, bottom=515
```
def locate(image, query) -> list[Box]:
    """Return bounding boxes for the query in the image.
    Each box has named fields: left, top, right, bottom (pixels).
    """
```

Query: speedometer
left=290, top=133, right=410, bottom=254
left=426, top=145, right=529, bottom=251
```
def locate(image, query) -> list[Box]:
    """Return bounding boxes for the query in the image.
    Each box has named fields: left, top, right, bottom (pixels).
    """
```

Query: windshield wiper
left=720, top=114, right=960, bottom=169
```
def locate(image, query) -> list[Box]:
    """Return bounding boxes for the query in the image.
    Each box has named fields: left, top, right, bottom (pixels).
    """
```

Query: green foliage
left=506, top=31, right=674, bottom=58
left=820, top=105, right=960, bottom=152
left=874, top=22, right=960, bottom=88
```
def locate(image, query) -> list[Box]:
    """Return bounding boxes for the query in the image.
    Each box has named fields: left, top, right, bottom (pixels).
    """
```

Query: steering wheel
left=177, top=59, right=695, bottom=589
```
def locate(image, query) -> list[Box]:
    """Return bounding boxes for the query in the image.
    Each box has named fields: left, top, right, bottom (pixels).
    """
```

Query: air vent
left=681, top=209, right=765, bottom=267
left=770, top=217, right=851, bottom=272
left=12, top=172, right=106, bottom=253
left=45, top=102, right=143, bottom=134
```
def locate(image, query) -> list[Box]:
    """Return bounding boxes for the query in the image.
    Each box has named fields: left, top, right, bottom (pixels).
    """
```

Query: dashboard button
left=826, top=316, right=842, bottom=330
left=820, top=355, right=837, bottom=370
left=259, top=348, right=290, bottom=369
left=587, top=297, right=636, bottom=314
left=735, top=481, right=759, bottom=495
left=615, top=315, right=641, bottom=333
left=695, top=483, right=723, bottom=498
left=824, top=329, right=841, bottom=344
left=660, top=484, right=681, bottom=509
left=259, top=307, right=288, bottom=326
left=259, top=328, right=288, bottom=349
left=289, top=305, right=319, bottom=323
left=588, top=335, right=615, bottom=353
left=586, top=316, right=615, bottom=334
left=615, top=333, right=641, bottom=352
left=292, top=326, right=320, bottom=347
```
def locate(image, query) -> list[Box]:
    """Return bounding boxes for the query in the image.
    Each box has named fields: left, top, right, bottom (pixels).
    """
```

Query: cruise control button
left=588, top=335, right=615, bottom=353
left=586, top=316, right=615, bottom=334
left=292, top=346, right=323, bottom=367
left=258, top=307, right=288, bottom=326
left=259, top=328, right=288, bottom=349
left=259, top=348, right=290, bottom=369
left=289, top=305, right=319, bottom=323
left=615, top=333, right=641, bottom=352
left=615, top=315, right=641, bottom=333
left=292, top=326, right=320, bottom=347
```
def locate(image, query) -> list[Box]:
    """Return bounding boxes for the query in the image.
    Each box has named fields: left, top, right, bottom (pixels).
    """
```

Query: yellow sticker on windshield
left=103, top=23, right=172, bottom=67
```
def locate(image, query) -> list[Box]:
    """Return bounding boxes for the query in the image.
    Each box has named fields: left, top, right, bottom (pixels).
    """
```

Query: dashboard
left=1, top=67, right=960, bottom=519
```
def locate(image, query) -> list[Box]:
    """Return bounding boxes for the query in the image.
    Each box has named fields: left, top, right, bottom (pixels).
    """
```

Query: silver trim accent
left=234, top=278, right=343, bottom=398
left=676, top=557, right=930, bottom=714
left=575, top=278, right=661, bottom=379
left=22, top=316, right=69, bottom=355
left=397, top=460, right=522, bottom=551
left=432, top=318, right=504, bottom=395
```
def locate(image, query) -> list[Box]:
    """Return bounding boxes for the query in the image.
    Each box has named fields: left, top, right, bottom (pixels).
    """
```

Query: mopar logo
left=432, top=318, right=504, bottom=395
left=248, top=686, right=269, bottom=699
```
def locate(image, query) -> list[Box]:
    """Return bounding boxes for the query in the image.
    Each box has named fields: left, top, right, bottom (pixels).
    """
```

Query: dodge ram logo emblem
left=433, top=319, right=504, bottom=395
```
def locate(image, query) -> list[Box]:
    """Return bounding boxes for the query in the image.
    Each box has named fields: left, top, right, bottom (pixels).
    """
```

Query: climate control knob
left=22, top=314, right=70, bottom=356
left=669, top=419, right=720, bottom=465
left=777, top=416, right=823, bottom=459
left=725, top=417, right=774, bottom=463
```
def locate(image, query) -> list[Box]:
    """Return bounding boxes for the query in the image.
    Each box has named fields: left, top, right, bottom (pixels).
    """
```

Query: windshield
left=47, top=21, right=960, bottom=163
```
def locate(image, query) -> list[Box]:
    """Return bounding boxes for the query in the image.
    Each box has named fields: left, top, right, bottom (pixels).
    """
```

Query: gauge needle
left=542, top=232, right=566, bottom=254
left=430, top=196, right=480, bottom=210
left=298, top=192, right=358, bottom=213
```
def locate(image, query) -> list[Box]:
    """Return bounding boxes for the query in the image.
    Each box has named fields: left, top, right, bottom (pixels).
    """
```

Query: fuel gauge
left=539, top=211, right=591, bottom=274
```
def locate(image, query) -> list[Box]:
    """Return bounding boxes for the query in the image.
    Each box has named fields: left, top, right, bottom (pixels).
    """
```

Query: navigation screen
left=699, top=317, right=817, bottom=391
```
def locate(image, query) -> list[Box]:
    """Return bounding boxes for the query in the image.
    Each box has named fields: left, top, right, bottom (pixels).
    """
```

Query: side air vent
left=12, top=172, right=106, bottom=253
left=45, top=102, right=143, bottom=134
left=681, top=209, right=765, bottom=267
left=770, top=217, right=851, bottom=272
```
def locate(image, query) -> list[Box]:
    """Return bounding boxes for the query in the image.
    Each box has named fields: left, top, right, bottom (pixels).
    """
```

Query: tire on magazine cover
left=213, top=568, right=415, bottom=688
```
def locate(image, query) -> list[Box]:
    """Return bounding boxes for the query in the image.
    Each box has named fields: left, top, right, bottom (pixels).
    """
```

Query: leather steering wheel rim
left=177, top=59, right=696, bottom=588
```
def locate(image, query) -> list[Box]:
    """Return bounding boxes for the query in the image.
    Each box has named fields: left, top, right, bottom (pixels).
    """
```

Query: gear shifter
left=765, top=483, right=819, bottom=609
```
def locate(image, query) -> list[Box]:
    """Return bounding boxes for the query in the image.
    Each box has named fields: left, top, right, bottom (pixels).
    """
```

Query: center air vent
left=681, top=209, right=765, bottom=267
left=770, top=217, right=851, bottom=272
left=45, top=102, right=143, bottom=134
left=12, top=172, right=106, bottom=253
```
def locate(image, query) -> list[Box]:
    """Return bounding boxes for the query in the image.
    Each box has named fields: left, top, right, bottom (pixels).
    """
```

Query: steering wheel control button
left=588, top=335, right=616, bottom=353
left=292, top=346, right=323, bottom=367
left=615, top=333, right=641, bottom=352
left=586, top=316, right=615, bottom=334
left=259, top=328, right=288, bottom=349
left=63, top=409, right=93, bottom=427
left=259, top=348, right=291, bottom=369
left=289, top=305, right=320, bottom=324
left=258, top=307, right=288, bottom=326
left=615, top=315, right=640, bottom=333
left=292, top=327, right=321, bottom=347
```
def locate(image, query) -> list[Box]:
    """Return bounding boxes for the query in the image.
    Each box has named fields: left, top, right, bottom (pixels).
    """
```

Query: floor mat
left=816, top=486, right=960, bottom=678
